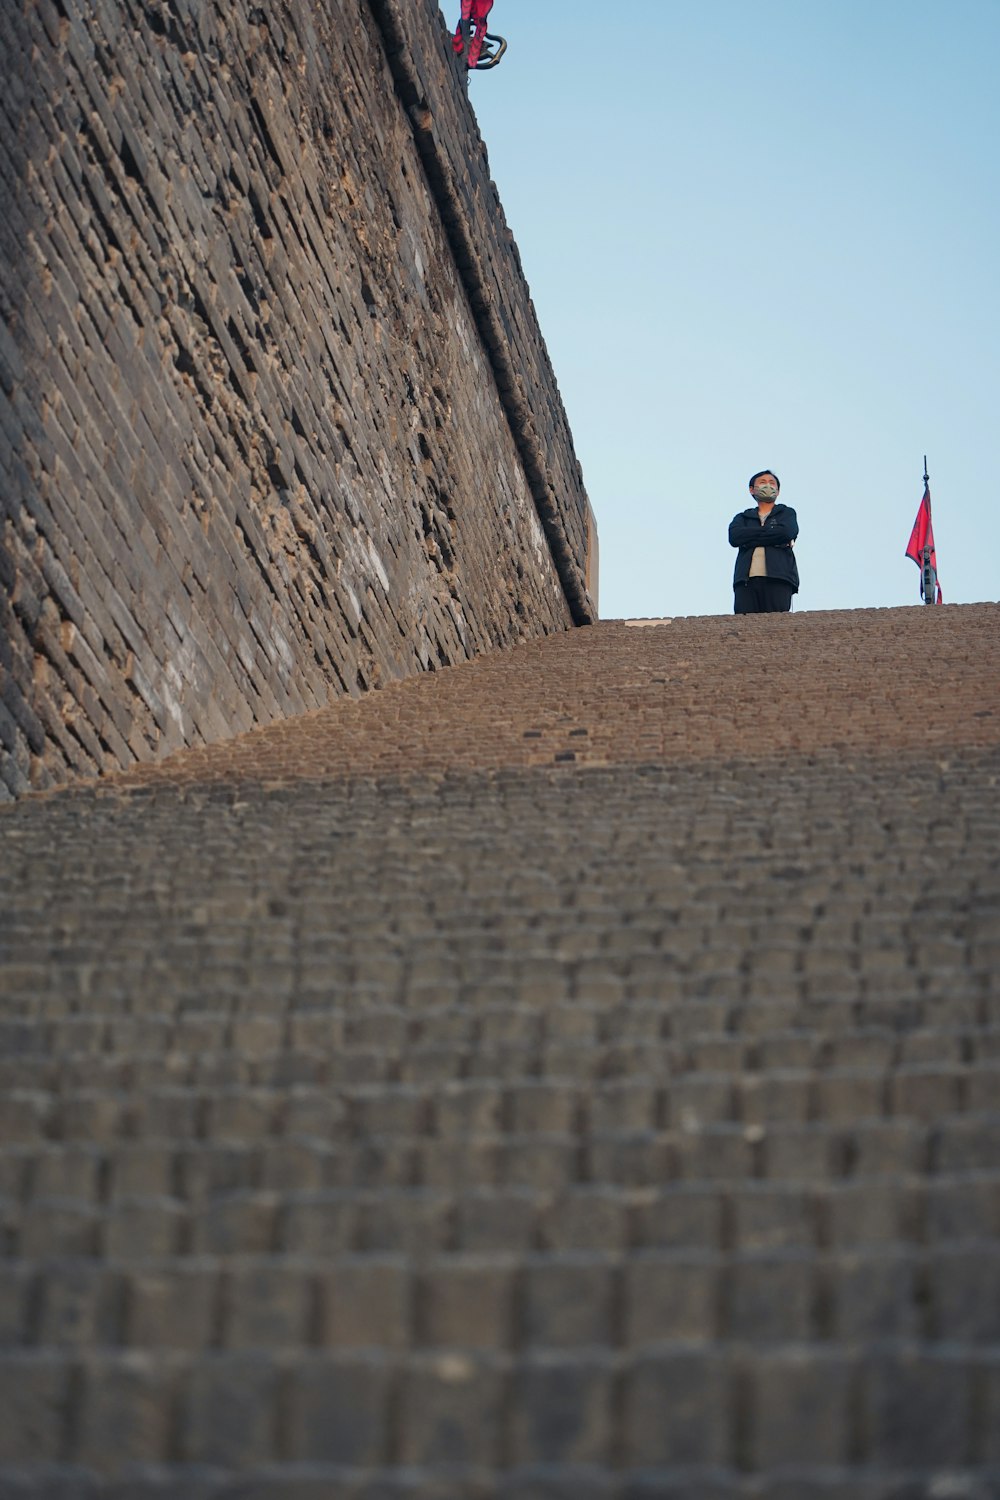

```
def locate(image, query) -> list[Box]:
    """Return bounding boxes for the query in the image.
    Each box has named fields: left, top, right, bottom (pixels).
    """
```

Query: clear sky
left=445, top=0, right=1000, bottom=619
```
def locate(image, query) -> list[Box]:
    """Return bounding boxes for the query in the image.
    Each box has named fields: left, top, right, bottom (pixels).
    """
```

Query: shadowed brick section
left=1, top=604, right=999, bottom=1493
left=0, top=0, right=594, bottom=800
left=368, top=0, right=597, bottom=623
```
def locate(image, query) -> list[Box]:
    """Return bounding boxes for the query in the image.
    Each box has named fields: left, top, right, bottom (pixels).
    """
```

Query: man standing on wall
left=729, top=470, right=799, bottom=614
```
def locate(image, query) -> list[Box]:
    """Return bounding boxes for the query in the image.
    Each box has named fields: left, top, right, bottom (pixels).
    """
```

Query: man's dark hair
left=749, top=470, right=780, bottom=491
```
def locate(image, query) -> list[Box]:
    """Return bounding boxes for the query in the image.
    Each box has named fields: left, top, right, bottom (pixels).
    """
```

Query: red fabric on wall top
left=905, top=483, right=943, bottom=602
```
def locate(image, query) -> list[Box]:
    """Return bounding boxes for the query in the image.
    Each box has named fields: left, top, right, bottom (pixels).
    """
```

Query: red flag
left=904, top=480, right=943, bottom=602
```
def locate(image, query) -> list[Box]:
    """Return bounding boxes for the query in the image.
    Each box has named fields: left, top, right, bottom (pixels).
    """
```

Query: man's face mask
left=755, top=483, right=778, bottom=502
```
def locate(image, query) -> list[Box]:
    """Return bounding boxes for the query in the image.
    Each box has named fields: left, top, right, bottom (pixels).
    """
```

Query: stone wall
left=0, top=0, right=597, bottom=798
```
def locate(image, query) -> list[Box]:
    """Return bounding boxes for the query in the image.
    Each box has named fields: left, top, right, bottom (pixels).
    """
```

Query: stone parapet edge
left=365, top=0, right=598, bottom=626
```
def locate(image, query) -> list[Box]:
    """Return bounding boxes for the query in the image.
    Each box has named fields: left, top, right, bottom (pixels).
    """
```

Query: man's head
left=746, top=471, right=779, bottom=495
left=749, top=468, right=779, bottom=510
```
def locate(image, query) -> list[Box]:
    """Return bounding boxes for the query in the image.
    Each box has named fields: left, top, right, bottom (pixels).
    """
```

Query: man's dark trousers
left=734, top=579, right=794, bottom=614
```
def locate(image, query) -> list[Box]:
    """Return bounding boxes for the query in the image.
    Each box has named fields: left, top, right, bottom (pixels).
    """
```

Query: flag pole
left=905, top=457, right=942, bottom=603
left=921, top=456, right=937, bottom=604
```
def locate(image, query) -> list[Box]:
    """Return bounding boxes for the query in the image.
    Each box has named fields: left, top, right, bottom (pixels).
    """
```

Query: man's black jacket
left=728, top=503, right=799, bottom=590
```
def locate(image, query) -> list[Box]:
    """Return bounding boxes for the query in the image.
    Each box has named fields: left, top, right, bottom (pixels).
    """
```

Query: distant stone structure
left=0, top=0, right=597, bottom=799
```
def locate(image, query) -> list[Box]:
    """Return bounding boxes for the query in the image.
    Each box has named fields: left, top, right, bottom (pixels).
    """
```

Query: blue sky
left=445, top=0, right=1000, bottom=618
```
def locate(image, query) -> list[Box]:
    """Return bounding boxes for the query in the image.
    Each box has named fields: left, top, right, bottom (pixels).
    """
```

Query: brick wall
left=0, top=0, right=597, bottom=799
left=1, top=606, right=999, bottom=1489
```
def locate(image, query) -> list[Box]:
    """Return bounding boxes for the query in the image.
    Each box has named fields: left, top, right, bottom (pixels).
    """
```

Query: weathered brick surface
left=367, top=0, right=597, bottom=620
left=0, top=0, right=594, bottom=800
left=1, top=603, right=999, bottom=1492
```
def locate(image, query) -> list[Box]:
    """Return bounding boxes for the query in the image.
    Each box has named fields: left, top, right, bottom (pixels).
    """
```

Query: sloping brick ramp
left=2, top=604, right=999, bottom=1497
